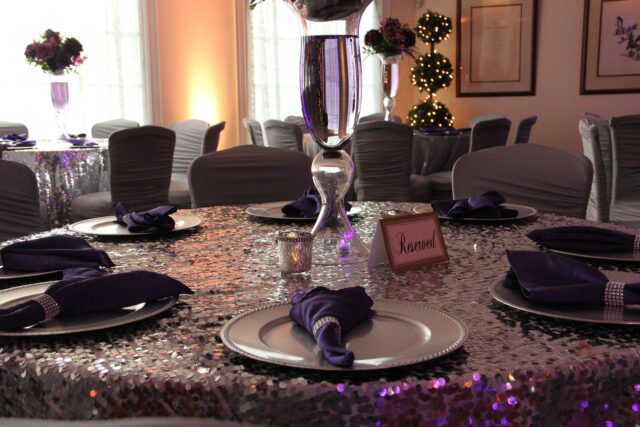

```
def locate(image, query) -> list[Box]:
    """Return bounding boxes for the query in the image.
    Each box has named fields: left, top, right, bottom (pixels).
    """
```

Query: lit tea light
left=276, top=231, right=313, bottom=275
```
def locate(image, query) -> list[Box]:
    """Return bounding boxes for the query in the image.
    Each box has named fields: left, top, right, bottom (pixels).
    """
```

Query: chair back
left=284, top=115, right=309, bottom=134
left=452, top=144, right=593, bottom=218
left=610, top=114, right=640, bottom=218
left=352, top=121, right=413, bottom=201
left=109, top=126, right=175, bottom=211
left=91, top=119, right=140, bottom=138
left=0, top=121, right=28, bottom=136
left=358, top=113, right=402, bottom=124
left=0, top=159, right=41, bottom=241
left=469, top=117, right=511, bottom=152
left=513, top=115, right=538, bottom=144
left=189, top=145, right=312, bottom=207
left=170, top=119, right=209, bottom=175
left=579, top=119, right=609, bottom=222
left=203, top=121, right=225, bottom=154
left=263, top=120, right=303, bottom=151
left=243, top=119, right=265, bottom=146
left=468, top=113, right=505, bottom=128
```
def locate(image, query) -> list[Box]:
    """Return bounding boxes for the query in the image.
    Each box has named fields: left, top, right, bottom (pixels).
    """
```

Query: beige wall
left=391, top=0, right=640, bottom=153
left=155, top=0, right=240, bottom=150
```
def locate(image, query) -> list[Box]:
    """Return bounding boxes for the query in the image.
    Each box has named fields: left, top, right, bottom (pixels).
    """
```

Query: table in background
left=412, top=131, right=470, bottom=175
left=1, top=139, right=109, bottom=229
left=1, top=203, right=639, bottom=425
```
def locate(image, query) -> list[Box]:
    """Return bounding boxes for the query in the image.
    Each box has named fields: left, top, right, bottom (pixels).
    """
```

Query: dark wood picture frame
left=581, top=0, right=640, bottom=94
left=456, top=0, right=538, bottom=97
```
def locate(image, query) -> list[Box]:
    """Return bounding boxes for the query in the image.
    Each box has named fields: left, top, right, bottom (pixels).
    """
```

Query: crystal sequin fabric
left=0, top=204, right=639, bottom=425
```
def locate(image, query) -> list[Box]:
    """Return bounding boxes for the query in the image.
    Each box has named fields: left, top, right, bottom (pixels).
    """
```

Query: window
left=0, top=0, right=150, bottom=138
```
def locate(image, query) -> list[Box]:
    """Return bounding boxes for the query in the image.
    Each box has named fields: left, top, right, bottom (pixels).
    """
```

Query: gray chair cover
left=468, top=113, right=505, bottom=128
left=188, top=145, right=312, bottom=207
left=243, top=119, right=265, bottom=146
left=263, top=119, right=303, bottom=151
left=71, top=126, right=175, bottom=221
left=170, top=119, right=210, bottom=175
left=452, top=144, right=593, bottom=218
left=469, top=117, right=511, bottom=152
left=203, top=121, right=225, bottom=154
left=284, top=115, right=309, bottom=134
left=513, top=115, right=538, bottom=144
left=352, top=121, right=414, bottom=201
left=583, top=113, right=613, bottom=191
left=579, top=119, right=610, bottom=222
left=0, top=159, right=41, bottom=241
left=91, top=119, right=140, bottom=139
left=0, top=121, right=28, bottom=136
left=609, top=114, right=640, bottom=221
left=358, top=113, right=402, bottom=124
left=0, top=418, right=262, bottom=427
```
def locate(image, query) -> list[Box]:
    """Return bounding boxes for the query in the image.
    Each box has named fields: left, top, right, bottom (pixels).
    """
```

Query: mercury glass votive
left=276, top=231, right=314, bottom=275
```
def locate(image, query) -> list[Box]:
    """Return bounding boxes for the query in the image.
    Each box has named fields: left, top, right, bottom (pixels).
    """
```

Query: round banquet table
left=0, top=203, right=639, bottom=426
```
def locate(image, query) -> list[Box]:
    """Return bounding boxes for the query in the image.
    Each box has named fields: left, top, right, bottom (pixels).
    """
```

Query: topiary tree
left=408, top=11, right=454, bottom=129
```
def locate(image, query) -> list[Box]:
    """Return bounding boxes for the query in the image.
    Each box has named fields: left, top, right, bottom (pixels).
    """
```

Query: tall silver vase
left=380, top=54, right=400, bottom=121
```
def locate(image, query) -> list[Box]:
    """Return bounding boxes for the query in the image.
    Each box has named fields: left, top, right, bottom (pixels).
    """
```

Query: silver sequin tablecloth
left=0, top=203, right=639, bottom=426
left=1, top=140, right=109, bottom=229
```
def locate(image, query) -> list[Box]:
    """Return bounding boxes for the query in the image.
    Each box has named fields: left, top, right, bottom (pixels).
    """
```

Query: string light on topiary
left=410, top=51, right=453, bottom=94
left=415, top=11, right=452, bottom=45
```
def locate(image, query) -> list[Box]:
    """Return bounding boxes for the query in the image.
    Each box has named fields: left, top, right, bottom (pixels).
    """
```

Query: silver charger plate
left=69, top=214, right=201, bottom=236
left=245, top=201, right=362, bottom=222
left=413, top=203, right=538, bottom=222
left=0, top=282, right=178, bottom=336
left=544, top=247, right=640, bottom=263
left=0, top=265, right=59, bottom=282
left=221, top=299, right=468, bottom=371
left=489, top=270, right=640, bottom=325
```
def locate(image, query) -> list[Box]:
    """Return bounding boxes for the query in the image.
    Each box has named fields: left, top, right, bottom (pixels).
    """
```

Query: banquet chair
left=468, top=113, right=505, bottom=128
left=452, top=144, right=593, bottom=218
left=513, top=115, right=538, bottom=144
left=91, top=118, right=140, bottom=138
left=0, top=159, right=41, bottom=241
left=284, top=115, right=309, bottom=133
left=0, top=121, right=28, bottom=136
left=70, top=126, right=175, bottom=221
left=579, top=119, right=610, bottom=222
left=358, top=113, right=402, bottom=124
left=351, top=121, right=428, bottom=201
left=609, top=114, right=640, bottom=222
left=243, top=118, right=265, bottom=146
left=263, top=119, right=303, bottom=151
left=188, top=145, right=312, bottom=207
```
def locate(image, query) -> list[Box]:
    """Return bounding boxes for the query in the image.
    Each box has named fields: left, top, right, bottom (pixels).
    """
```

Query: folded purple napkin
left=1, top=133, right=28, bottom=142
left=64, top=133, right=97, bottom=147
left=0, top=236, right=114, bottom=272
left=290, top=286, right=374, bottom=367
left=504, top=250, right=640, bottom=306
left=282, top=187, right=352, bottom=218
left=528, top=226, right=638, bottom=253
left=0, top=139, right=36, bottom=149
left=0, top=268, right=192, bottom=330
left=431, top=191, right=518, bottom=219
left=115, top=202, right=177, bottom=233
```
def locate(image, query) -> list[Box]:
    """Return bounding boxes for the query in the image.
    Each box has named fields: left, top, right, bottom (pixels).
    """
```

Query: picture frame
left=581, top=0, right=640, bottom=94
left=456, top=0, right=538, bottom=97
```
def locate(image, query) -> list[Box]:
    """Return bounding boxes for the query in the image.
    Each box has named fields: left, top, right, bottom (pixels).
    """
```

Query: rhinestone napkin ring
left=604, top=281, right=625, bottom=307
left=34, top=294, right=61, bottom=321
left=312, top=316, right=341, bottom=343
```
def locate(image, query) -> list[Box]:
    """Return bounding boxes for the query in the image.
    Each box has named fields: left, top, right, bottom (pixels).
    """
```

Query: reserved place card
left=368, top=212, right=449, bottom=272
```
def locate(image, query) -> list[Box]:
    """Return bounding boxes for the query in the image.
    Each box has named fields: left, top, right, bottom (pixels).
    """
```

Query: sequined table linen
left=1, top=140, right=109, bottom=229
left=0, top=204, right=638, bottom=426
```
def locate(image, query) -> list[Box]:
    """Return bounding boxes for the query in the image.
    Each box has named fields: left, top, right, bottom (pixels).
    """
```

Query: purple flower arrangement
left=25, top=29, right=85, bottom=74
left=364, top=18, right=416, bottom=58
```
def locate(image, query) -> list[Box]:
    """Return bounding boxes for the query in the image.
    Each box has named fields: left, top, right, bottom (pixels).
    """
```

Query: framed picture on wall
left=456, top=0, right=537, bottom=97
left=581, top=0, right=640, bottom=94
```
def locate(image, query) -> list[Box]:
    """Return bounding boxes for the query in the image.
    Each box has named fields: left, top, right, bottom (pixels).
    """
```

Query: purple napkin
left=504, top=250, right=640, bottom=306
left=0, top=268, right=192, bottom=330
left=290, top=286, right=374, bottom=367
left=0, top=138, right=36, bottom=149
left=0, top=236, right=114, bottom=272
left=431, top=191, right=518, bottom=219
left=282, top=187, right=352, bottom=218
left=64, top=133, right=98, bottom=147
left=528, top=226, right=638, bottom=253
left=115, top=202, right=177, bottom=233
left=1, top=133, right=28, bottom=142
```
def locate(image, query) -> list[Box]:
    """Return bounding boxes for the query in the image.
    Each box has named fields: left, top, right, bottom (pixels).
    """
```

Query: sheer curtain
left=0, top=0, right=150, bottom=138
left=249, top=1, right=382, bottom=122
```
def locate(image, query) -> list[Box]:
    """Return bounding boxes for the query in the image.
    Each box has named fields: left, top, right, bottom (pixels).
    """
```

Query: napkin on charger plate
left=0, top=267, right=192, bottom=330
left=0, top=133, right=36, bottom=149
left=504, top=250, right=640, bottom=306
left=64, top=133, right=98, bottom=147
left=528, top=226, right=639, bottom=253
left=115, top=202, right=177, bottom=233
left=282, top=186, right=352, bottom=218
left=290, top=286, right=374, bottom=367
left=0, top=235, right=114, bottom=272
left=431, top=191, right=518, bottom=219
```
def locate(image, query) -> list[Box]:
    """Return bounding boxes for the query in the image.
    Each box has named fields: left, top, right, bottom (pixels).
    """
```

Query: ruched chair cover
left=91, top=119, right=140, bottom=139
left=243, top=119, right=265, bottom=146
left=188, top=145, right=312, bottom=207
left=513, top=115, right=538, bottom=144
left=579, top=119, right=610, bottom=222
left=0, top=159, right=41, bottom=241
left=71, top=126, right=175, bottom=221
left=358, top=113, right=402, bottom=124
left=468, top=113, right=505, bottom=128
left=284, top=115, right=309, bottom=134
left=263, top=119, right=303, bottom=151
left=0, top=121, right=28, bottom=136
left=609, top=114, right=640, bottom=222
left=452, top=144, right=593, bottom=218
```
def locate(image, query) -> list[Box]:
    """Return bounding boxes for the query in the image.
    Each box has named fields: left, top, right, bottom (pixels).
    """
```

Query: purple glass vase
left=50, top=73, right=69, bottom=136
